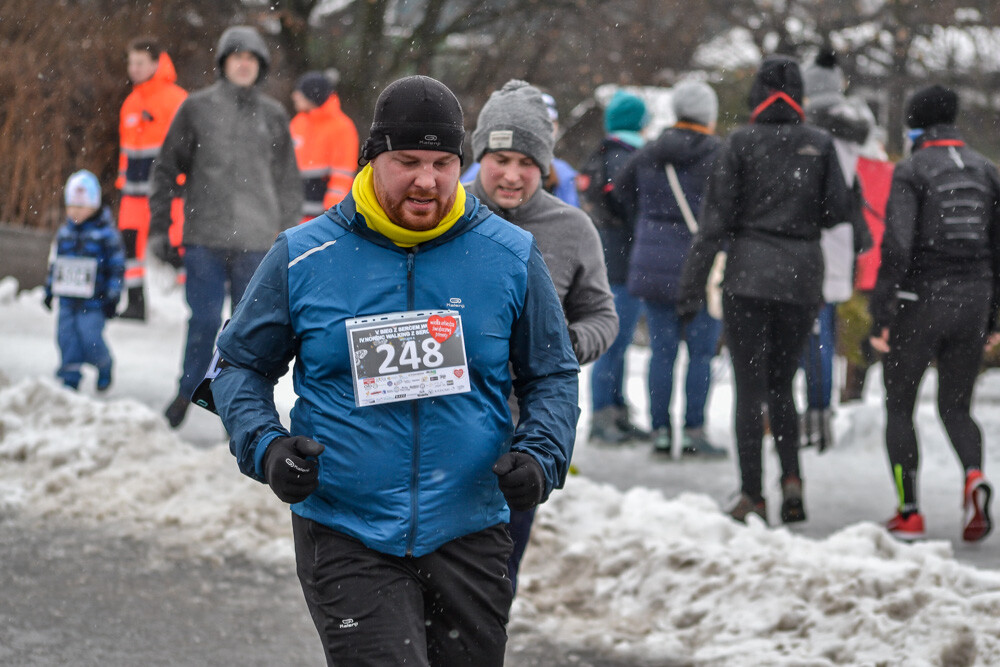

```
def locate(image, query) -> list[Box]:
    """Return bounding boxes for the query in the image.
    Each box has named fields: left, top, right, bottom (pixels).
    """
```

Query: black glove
left=675, top=297, right=702, bottom=326
left=262, top=436, right=326, bottom=504
left=492, top=451, right=545, bottom=511
left=148, top=233, right=183, bottom=269
left=43, top=293, right=53, bottom=311
left=102, top=300, right=119, bottom=319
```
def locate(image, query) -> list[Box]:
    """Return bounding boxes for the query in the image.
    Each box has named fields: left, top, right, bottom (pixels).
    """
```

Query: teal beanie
left=604, top=91, right=647, bottom=133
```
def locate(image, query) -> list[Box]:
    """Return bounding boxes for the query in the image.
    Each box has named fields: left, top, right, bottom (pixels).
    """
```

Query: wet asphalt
left=0, top=515, right=669, bottom=667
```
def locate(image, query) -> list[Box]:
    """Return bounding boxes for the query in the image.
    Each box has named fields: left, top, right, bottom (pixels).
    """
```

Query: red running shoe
left=886, top=511, right=925, bottom=541
left=962, top=470, right=993, bottom=542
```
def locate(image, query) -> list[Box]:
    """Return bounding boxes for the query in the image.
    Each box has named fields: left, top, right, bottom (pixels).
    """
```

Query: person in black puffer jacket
left=677, top=55, right=855, bottom=525
left=869, top=84, right=1000, bottom=543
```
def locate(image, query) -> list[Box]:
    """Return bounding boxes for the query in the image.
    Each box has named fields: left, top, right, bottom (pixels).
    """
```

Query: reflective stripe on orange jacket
left=290, top=93, right=359, bottom=219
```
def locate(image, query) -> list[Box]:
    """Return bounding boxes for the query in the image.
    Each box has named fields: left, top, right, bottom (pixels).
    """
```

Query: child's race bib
left=51, top=257, right=98, bottom=298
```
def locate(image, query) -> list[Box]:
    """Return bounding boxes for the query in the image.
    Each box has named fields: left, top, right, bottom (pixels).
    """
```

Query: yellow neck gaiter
left=352, top=163, right=466, bottom=248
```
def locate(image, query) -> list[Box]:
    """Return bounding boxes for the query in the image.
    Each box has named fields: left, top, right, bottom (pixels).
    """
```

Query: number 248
left=377, top=338, right=444, bottom=373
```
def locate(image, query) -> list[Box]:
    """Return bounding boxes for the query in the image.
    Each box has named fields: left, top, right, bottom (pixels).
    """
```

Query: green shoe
left=651, top=427, right=673, bottom=456
left=681, top=428, right=728, bottom=458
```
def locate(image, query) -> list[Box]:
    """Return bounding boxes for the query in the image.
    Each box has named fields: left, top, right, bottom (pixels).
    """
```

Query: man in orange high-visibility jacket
left=289, top=71, right=359, bottom=222
left=117, top=37, right=187, bottom=320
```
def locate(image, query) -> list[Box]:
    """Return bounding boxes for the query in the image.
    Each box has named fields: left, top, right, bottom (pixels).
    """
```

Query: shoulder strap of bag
left=666, top=163, right=698, bottom=234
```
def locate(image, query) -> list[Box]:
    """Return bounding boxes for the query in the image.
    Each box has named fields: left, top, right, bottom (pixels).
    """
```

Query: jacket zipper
left=405, top=248, right=420, bottom=556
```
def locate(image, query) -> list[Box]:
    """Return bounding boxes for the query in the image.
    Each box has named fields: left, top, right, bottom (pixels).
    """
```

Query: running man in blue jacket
left=210, top=75, right=580, bottom=666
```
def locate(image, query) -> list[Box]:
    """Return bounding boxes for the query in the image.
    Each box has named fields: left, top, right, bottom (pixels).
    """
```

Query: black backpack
left=578, top=139, right=631, bottom=229
left=918, top=146, right=993, bottom=260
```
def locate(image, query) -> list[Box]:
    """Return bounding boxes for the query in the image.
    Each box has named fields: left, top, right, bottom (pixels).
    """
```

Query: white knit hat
left=64, top=170, right=101, bottom=208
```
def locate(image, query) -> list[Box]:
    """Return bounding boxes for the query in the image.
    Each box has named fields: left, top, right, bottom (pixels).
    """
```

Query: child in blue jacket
left=44, top=170, right=126, bottom=391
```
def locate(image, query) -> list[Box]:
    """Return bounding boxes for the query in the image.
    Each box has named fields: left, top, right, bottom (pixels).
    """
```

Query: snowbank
left=2, top=377, right=999, bottom=665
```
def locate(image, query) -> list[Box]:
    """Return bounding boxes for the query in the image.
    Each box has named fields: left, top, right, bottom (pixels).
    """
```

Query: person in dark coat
left=613, top=81, right=726, bottom=458
left=582, top=90, right=651, bottom=445
left=677, top=56, right=855, bottom=525
left=149, top=26, right=302, bottom=429
left=869, top=84, right=1000, bottom=542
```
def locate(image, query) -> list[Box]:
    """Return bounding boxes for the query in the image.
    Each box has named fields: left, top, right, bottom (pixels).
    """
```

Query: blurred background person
left=289, top=69, right=358, bottom=222
left=614, top=81, right=726, bottom=458
left=869, top=85, right=1000, bottom=542
left=581, top=90, right=650, bottom=445
left=678, top=56, right=855, bottom=525
left=798, top=48, right=873, bottom=450
left=149, top=26, right=301, bottom=429
left=116, top=37, right=187, bottom=320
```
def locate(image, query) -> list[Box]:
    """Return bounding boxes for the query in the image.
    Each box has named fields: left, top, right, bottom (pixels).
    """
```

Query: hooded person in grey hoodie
left=466, top=79, right=617, bottom=593
left=149, top=25, right=302, bottom=429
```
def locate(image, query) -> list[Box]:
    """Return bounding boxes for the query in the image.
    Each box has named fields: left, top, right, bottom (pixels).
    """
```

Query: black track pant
left=882, top=288, right=990, bottom=509
left=292, top=514, right=513, bottom=667
left=724, top=293, right=817, bottom=500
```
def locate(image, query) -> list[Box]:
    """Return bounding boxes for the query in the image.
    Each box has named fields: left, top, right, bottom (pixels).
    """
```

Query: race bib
left=51, top=257, right=98, bottom=298
left=346, top=309, right=471, bottom=407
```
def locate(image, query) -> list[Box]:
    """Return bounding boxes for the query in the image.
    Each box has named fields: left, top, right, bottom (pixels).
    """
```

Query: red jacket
left=117, top=52, right=187, bottom=200
left=290, top=93, right=359, bottom=218
left=854, top=156, right=894, bottom=291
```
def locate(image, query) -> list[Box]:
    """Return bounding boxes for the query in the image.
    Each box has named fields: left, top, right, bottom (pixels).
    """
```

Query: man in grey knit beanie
left=471, top=80, right=555, bottom=177
left=467, top=78, right=618, bottom=594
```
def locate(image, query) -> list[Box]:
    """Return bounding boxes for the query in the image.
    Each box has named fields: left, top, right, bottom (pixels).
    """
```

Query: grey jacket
left=469, top=178, right=618, bottom=365
left=149, top=78, right=301, bottom=251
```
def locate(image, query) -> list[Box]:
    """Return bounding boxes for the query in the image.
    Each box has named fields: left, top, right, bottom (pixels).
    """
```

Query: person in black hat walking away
left=677, top=56, right=855, bottom=525
left=210, top=75, right=579, bottom=665
left=869, top=84, right=1000, bottom=542
left=149, top=25, right=302, bottom=429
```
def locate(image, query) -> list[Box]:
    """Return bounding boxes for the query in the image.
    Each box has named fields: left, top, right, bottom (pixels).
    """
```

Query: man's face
left=126, top=50, right=158, bottom=85
left=224, top=51, right=260, bottom=88
left=291, top=90, right=315, bottom=114
left=372, top=150, right=461, bottom=232
left=478, top=151, right=542, bottom=209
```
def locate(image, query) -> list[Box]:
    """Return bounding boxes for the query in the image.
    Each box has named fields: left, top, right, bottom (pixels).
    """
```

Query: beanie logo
left=488, top=130, right=514, bottom=150
left=424, top=134, right=438, bottom=142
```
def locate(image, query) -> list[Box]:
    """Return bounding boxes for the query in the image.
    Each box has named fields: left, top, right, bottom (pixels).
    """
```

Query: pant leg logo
left=338, top=618, right=359, bottom=629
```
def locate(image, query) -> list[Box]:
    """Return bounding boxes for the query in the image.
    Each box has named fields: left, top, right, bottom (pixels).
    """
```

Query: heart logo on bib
left=454, top=369, right=464, bottom=378
left=427, top=315, right=457, bottom=343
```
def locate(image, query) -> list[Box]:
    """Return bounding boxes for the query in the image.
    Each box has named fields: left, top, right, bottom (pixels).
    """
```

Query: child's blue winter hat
left=65, top=170, right=101, bottom=208
left=604, top=91, right=648, bottom=133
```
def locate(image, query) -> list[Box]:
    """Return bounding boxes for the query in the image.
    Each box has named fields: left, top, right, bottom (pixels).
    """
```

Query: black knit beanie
left=296, top=71, right=333, bottom=107
left=360, top=76, right=465, bottom=163
left=905, top=85, right=959, bottom=129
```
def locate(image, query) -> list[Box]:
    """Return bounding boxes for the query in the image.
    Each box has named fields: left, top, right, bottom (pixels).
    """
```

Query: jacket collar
left=330, top=190, right=487, bottom=252
left=913, top=124, right=963, bottom=150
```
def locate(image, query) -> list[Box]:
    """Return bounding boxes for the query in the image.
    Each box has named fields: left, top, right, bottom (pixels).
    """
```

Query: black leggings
left=724, top=293, right=817, bottom=500
left=883, top=290, right=990, bottom=508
